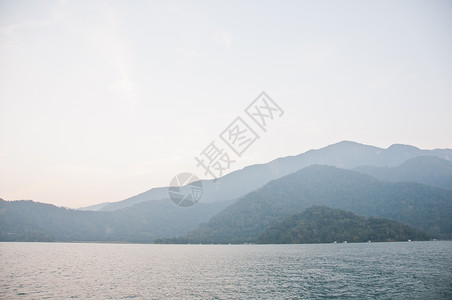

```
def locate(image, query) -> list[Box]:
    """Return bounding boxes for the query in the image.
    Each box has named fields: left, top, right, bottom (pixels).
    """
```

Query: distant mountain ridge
left=3, top=141, right=452, bottom=243
left=80, top=141, right=452, bottom=211
left=355, top=156, right=452, bottom=190
left=159, top=165, right=452, bottom=244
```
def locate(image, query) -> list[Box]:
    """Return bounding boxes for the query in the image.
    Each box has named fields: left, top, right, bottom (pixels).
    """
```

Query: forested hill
left=0, top=198, right=232, bottom=242
left=257, top=206, right=430, bottom=244
left=355, top=156, right=452, bottom=190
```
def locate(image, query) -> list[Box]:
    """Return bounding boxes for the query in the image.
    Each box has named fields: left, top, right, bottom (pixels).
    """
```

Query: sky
left=0, top=0, right=451, bottom=208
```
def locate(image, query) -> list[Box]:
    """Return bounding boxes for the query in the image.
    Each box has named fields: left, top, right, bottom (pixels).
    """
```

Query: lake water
left=0, top=241, right=451, bottom=299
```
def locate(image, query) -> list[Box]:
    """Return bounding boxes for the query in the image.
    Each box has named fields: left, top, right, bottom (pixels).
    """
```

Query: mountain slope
left=355, top=156, right=452, bottom=190
left=81, top=141, right=452, bottom=211
left=0, top=199, right=53, bottom=241
left=159, top=165, right=452, bottom=244
left=0, top=198, right=232, bottom=242
left=257, top=206, right=430, bottom=244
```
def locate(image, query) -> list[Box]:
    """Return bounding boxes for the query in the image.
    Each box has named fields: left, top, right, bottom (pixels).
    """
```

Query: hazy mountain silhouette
left=4, top=142, right=452, bottom=243
left=157, top=165, right=452, bottom=244
left=0, top=198, right=232, bottom=242
left=355, top=156, right=452, bottom=190
left=80, top=141, right=452, bottom=211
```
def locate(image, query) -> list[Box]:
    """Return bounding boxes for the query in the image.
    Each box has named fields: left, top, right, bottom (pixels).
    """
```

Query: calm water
left=0, top=242, right=451, bottom=299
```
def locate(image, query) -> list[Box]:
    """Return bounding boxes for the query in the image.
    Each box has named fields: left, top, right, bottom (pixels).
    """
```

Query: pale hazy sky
left=1, top=0, right=451, bottom=208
